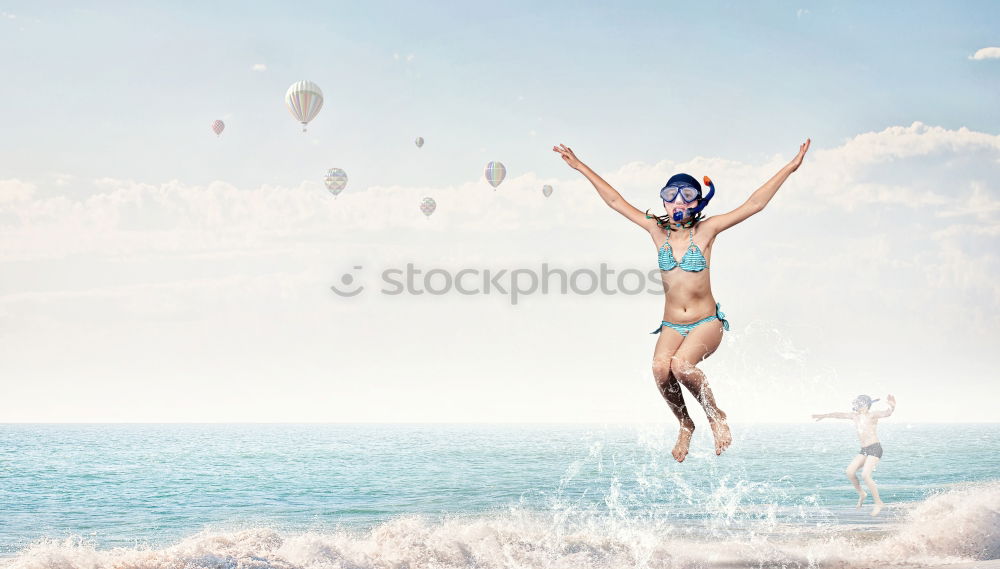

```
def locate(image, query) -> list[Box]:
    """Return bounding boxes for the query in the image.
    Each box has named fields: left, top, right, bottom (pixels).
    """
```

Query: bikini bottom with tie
left=650, top=303, right=730, bottom=337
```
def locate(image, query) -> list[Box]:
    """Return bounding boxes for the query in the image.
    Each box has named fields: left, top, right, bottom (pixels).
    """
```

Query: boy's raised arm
left=812, top=412, right=853, bottom=421
left=872, top=394, right=896, bottom=418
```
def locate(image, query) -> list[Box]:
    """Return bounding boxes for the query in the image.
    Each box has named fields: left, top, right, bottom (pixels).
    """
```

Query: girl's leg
left=845, top=454, right=868, bottom=507
left=862, top=457, right=883, bottom=515
left=670, top=319, right=729, bottom=455
left=652, top=329, right=694, bottom=462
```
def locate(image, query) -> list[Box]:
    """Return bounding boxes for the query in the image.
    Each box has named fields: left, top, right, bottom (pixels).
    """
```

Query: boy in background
left=813, top=394, right=896, bottom=516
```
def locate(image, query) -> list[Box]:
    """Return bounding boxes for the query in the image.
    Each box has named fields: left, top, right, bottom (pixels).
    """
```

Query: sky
left=1, top=1, right=999, bottom=423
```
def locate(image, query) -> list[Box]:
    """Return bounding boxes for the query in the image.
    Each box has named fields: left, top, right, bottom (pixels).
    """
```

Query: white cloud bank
left=2, top=123, right=999, bottom=422
left=0, top=179, right=36, bottom=203
left=4, top=122, right=998, bottom=317
left=2, top=122, right=996, bottom=259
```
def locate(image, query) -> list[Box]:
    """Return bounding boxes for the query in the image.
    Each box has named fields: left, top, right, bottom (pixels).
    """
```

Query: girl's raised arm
left=703, top=139, right=810, bottom=235
left=553, top=144, right=660, bottom=232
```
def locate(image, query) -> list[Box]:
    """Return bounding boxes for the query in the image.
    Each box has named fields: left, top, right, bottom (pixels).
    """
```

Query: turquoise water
left=1, top=423, right=998, bottom=568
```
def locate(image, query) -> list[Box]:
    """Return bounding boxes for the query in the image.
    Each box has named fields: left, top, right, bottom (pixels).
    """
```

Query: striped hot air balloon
left=420, top=197, right=436, bottom=218
left=211, top=120, right=225, bottom=137
left=324, top=168, right=348, bottom=198
left=285, top=80, right=324, bottom=132
left=484, top=161, right=506, bottom=190
left=542, top=184, right=553, bottom=197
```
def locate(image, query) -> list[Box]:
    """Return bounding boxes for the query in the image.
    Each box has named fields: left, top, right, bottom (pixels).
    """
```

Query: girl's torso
left=652, top=223, right=718, bottom=323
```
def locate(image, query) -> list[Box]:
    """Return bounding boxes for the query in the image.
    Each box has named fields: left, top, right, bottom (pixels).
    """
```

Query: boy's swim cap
left=852, top=394, right=880, bottom=411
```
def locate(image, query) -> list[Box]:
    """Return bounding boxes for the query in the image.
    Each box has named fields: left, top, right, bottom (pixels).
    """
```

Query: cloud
left=2, top=124, right=998, bottom=312
left=252, top=63, right=267, bottom=72
left=0, top=172, right=603, bottom=261
left=796, top=9, right=810, bottom=18
left=0, top=179, right=36, bottom=203
left=1, top=11, right=15, bottom=19
left=923, top=234, right=1000, bottom=308
left=789, top=122, right=1000, bottom=210
left=936, top=182, right=1000, bottom=220
left=0, top=268, right=331, bottom=322
left=1, top=123, right=996, bottom=247
left=826, top=122, right=1000, bottom=165
left=4, top=124, right=1000, bottom=422
left=51, top=173, right=75, bottom=187
left=969, top=47, right=1000, bottom=60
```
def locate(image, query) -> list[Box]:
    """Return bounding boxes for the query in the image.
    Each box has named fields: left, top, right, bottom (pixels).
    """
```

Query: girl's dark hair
left=644, top=209, right=704, bottom=228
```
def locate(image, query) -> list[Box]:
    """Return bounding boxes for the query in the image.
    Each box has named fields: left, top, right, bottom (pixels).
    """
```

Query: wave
left=4, top=481, right=998, bottom=569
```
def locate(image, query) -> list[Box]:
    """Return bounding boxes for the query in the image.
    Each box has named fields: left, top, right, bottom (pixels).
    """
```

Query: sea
left=1, top=423, right=998, bottom=569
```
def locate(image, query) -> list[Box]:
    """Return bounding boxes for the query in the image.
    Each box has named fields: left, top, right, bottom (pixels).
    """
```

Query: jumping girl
left=553, top=140, right=811, bottom=461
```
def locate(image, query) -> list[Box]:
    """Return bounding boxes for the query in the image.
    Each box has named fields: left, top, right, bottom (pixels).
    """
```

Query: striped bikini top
left=658, top=228, right=707, bottom=272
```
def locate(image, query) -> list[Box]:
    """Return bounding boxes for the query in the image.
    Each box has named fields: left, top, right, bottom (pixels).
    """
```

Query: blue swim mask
left=660, top=182, right=701, bottom=204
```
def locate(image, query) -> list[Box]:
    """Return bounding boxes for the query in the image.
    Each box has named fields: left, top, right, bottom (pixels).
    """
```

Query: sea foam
left=4, top=481, right=998, bottom=569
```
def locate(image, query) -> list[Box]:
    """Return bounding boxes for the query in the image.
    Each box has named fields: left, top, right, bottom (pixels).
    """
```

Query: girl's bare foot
left=871, top=500, right=884, bottom=516
left=856, top=491, right=868, bottom=509
left=708, top=417, right=732, bottom=455
left=672, top=423, right=695, bottom=462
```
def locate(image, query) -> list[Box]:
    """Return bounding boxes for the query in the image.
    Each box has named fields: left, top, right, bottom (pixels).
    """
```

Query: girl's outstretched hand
left=553, top=144, right=584, bottom=170
left=788, top=138, right=811, bottom=172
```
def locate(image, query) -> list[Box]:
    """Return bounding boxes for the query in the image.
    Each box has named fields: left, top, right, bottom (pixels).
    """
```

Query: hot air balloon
left=542, top=184, right=553, bottom=197
left=285, top=80, right=324, bottom=132
left=420, top=197, right=436, bottom=218
left=211, top=120, right=225, bottom=137
left=324, top=168, right=348, bottom=198
left=415, top=136, right=424, bottom=148
left=485, top=161, right=506, bottom=190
